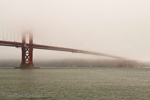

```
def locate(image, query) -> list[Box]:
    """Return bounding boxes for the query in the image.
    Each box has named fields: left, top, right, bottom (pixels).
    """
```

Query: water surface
left=0, top=67, right=150, bottom=100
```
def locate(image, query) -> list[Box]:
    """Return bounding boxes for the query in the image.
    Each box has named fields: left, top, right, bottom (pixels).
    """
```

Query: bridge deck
left=0, top=40, right=126, bottom=60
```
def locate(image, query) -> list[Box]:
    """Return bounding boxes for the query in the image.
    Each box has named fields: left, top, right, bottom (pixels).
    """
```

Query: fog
left=0, top=0, right=150, bottom=61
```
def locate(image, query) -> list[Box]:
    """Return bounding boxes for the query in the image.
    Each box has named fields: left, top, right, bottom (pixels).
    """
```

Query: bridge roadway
left=0, top=40, right=126, bottom=60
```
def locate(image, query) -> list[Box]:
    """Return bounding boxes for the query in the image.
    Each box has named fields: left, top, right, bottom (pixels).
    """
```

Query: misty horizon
left=0, top=58, right=145, bottom=68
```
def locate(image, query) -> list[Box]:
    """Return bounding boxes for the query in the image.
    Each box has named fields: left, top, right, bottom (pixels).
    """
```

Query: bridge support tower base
left=20, top=64, right=34, bottom=68
left=123, top=60, right=129, bottom=67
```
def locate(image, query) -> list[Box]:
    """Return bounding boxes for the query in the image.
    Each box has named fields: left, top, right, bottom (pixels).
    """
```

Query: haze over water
left=1, top=1, right=150, bottom=100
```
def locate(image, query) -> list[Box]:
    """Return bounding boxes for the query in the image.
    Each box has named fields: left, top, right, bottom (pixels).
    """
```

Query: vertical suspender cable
left=6, top=27, right=7, bottom=41
left=14, top=29, right=16, bottom=42
left=2, top=26, right=4, bottom=40
left=17, top=31, right=19, bottom=42
left=7, top=28, right=9, bottom=41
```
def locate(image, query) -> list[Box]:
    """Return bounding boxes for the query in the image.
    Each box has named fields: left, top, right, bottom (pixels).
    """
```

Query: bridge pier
left=123, top=60, right=129, bottom=67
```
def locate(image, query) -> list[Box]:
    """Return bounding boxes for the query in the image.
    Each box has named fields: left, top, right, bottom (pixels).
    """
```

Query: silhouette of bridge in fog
left=0, top=30, right=129, bottom=68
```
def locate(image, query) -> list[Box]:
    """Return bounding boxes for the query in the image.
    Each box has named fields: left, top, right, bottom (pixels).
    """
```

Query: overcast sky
left=0, top=0, right=150, bottom=61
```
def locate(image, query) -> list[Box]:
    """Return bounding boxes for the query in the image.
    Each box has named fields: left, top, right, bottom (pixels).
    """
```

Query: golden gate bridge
left=0, top=30, right=129, bottom=68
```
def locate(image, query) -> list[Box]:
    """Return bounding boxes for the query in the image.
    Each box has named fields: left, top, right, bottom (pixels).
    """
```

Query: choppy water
left=0, top=67, right=150, bottom=100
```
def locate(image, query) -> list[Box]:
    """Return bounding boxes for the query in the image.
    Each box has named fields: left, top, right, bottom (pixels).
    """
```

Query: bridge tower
left=123, top=60, right=129, bottom=67
left=20, top=31, right=34, bottom=68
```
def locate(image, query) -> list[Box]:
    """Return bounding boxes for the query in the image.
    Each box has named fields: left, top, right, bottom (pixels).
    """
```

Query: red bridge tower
left=20, top=31, right=34, bottom=68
